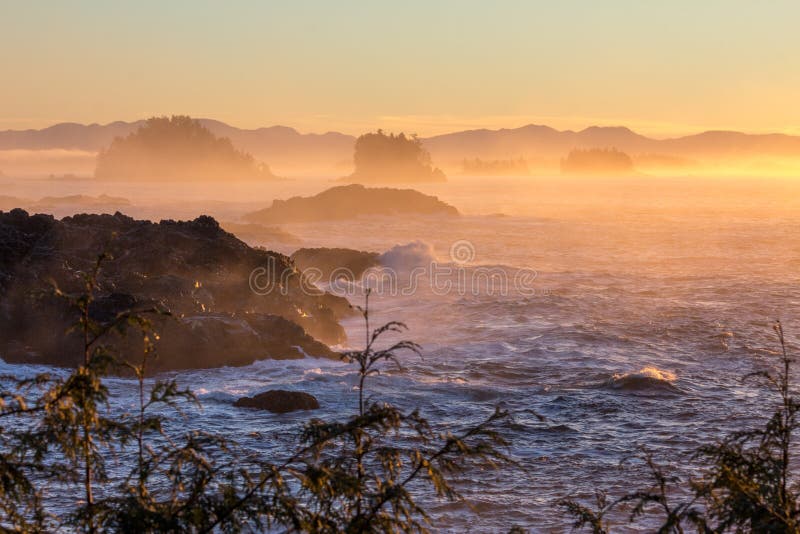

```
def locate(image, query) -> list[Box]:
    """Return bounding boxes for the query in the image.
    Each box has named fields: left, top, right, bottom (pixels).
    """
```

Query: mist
left=2, top=88, right=800, bottom=534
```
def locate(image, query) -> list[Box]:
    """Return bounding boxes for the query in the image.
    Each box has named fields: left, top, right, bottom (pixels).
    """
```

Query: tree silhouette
left=560, top=148, right=634, bottom=175
left=95, top=116, right=276, bottom=181
left=348, top=131, right=446, bottom=183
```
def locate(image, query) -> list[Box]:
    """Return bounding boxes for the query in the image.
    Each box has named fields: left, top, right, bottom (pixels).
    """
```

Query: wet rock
left=0, top=210, right=349, bottom=372
left=234, top=390, right=320, bottom=413
left=291, top=247, right=380, bottom=282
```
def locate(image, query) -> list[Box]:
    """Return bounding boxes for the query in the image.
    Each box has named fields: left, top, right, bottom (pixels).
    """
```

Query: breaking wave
left=378, top=240, right=436, bottom=271
left=604, top=366, right=680, bottom=393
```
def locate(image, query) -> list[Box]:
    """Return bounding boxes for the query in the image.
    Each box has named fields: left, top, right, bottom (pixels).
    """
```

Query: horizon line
left=2, top=117, right=799, bottom=142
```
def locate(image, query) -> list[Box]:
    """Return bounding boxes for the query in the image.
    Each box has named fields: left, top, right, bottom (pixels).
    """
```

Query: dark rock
left=0, top=210, right=350, bottom=372
left=234, top=390, right=320, bottom=413
left=153, top=313, right=336, bottom=370
left=291, top=247, right=380, bottom=282
left=243, top=184, right=459, bottom=224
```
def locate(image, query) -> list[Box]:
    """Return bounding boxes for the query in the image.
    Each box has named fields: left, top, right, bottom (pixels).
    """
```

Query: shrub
left=0, top=252, right=508, bottom=532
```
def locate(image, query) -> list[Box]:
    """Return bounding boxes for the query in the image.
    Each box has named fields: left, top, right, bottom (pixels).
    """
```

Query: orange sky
left=2, top=1, right=799, bottom=137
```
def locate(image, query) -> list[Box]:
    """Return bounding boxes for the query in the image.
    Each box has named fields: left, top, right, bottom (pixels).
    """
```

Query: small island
left=243, top=183, right=459, bottom=224
left=461, top=157, right=530, bottom=176
left=560, top=147, right=634, bottom=175
left=95, top=115, right=277, bottom=181
left=343, top=130, right=446, bottom=183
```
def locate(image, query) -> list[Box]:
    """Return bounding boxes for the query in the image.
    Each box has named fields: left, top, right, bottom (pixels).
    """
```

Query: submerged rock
left=234, top=390, right=320, bottom=413
left=243, top=184, right=459, bottom=224
left=0, top=209, right=349, bottom=372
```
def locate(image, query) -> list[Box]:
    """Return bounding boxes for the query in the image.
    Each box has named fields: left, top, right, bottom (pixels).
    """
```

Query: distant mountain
left=0, top=121, right=139, bottom=151
left=195, top=120, right=355, bottom=172
left=422, top=124, right=800, bottom=166
left=3, top=120, right=800, bottom=176
left=0, top=119, right=355, bottom=173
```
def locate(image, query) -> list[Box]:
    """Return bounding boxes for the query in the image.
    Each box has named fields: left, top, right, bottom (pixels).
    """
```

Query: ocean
left=2, top=174, right=799, bottom=531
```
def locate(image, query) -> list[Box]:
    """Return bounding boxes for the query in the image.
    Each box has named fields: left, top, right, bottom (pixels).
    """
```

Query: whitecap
left=604, top=366, right=681, bottom=393
left=378, top=240, right=436, bottom=271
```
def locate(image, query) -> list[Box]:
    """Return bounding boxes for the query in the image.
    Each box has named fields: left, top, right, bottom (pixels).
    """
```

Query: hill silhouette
left=423, top=125, right=800, bottom=173
left=5, top=120, right=800, bottom=176
left=0, top=119, right=353, bottom=174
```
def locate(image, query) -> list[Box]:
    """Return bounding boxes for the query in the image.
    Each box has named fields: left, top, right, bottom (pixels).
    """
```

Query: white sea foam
left=606, top=366, right=680, bottom=392
left=378, top=240, right=436, bottom=271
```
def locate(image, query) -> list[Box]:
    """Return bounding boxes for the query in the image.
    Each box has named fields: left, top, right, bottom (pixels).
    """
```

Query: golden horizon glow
left=2, top=1, right=800, bottom=138
left=3, top=114, right=800, bottom=141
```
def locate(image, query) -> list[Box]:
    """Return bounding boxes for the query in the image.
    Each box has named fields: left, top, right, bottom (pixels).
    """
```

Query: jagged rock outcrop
left=291, top=247, right=380, bottom=282
left=0, top=209, right=349, bottom=372
left=234, top=390, right=320, bottom=413
left=243, top=184, right=459, bottom=224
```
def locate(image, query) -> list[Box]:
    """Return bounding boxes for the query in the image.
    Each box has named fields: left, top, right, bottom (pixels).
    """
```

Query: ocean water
left=2, top=175, right=800, bottom=531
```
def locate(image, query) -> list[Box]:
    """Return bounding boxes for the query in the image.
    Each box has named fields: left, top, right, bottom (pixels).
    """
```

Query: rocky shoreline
left=0, top=209, right=350, bottom=373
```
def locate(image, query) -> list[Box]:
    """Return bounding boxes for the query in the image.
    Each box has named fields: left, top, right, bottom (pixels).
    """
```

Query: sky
left=1, top=0, right=799, bottom=137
